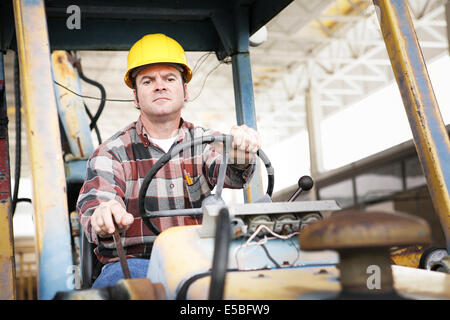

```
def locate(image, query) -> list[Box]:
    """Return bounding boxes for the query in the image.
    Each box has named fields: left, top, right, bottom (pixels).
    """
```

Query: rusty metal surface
left=13, top=0, right=73, bottom=300
left=390, top=245, right=426, bottom=268
left=373, top=0, right=450, bottom=251
left=51, top=51, right=94, bottom=161
left=299, top=211, right=431, bottom=250
left=299, top=210, right=433, bottom=297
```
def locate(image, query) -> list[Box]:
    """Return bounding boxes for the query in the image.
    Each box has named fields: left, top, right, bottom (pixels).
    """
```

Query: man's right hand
left=91, top=199, right=134, bottom=238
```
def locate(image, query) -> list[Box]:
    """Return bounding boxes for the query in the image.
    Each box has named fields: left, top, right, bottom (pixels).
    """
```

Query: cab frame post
left=231, top=8, right=264, bottom=202
left=13, top=0, right=73, bottom=299
left=374, top=0, right=450, bottom=252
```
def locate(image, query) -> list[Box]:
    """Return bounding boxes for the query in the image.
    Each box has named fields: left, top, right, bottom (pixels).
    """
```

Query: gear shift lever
left=288, top=175, right=314, bottom=202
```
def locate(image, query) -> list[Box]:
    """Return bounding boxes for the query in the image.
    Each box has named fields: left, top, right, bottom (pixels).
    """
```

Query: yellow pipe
left=374, top=0, right=450, bottom=250
left=13, top=0, right=73, bottom=299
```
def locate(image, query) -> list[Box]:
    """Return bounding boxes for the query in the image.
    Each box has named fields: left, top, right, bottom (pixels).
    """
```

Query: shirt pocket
left=186, top=174, right=210, bottom=208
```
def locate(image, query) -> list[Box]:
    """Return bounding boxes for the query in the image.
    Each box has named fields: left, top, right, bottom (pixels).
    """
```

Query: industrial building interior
left=2, top=0, right=450, bottom=300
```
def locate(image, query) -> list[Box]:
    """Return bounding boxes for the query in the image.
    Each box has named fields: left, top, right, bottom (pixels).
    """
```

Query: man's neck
left=140, top=114, right=181, bottom=139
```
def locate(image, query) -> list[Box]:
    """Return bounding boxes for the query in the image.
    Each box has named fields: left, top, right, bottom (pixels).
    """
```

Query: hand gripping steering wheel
left=138, top=134, right=274, bottom=235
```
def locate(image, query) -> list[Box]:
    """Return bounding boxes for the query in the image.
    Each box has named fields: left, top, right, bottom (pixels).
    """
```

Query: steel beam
left=374, top=0, right=450, bottom=252
left=231, top=8, right=264, bottom=202
left=0, top=53, right=16, bottom=300
left=13, top=0, right=73, bottom=299
left=305, top=81, right=323, bottom=200
left=305, top=82, right=324, bottom=177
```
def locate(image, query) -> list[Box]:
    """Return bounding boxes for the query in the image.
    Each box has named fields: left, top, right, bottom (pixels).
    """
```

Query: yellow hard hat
left=124, top=33, right=192, bottom=88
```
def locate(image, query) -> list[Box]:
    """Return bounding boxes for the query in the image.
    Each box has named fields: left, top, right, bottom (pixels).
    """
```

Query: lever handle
left=288, top=175, right=314, bottom=202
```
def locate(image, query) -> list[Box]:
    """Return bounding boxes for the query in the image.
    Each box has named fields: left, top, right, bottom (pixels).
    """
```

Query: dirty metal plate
left=200, top=200, right=341, bottom=238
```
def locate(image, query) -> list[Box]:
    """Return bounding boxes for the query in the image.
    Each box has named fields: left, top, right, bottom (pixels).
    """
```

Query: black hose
left=71, top=53, right=106, bottom=144
left=78, top=71, right=106, bottom=131
left=83, top=103, right=102, bottom=145
left=208, top=207, right=231, bottom=300
left=12, top=53, right=21, bottom=216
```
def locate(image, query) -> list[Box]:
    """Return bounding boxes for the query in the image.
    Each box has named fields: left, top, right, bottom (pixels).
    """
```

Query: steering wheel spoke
left=138, top=134, right=274, bottom=235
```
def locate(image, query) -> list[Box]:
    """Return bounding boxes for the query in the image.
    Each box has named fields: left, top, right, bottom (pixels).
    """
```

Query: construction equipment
left=0, top=0, right=449, bottom=302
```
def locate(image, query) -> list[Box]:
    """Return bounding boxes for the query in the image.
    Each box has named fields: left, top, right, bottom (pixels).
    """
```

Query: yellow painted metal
left=187, top=264, right=450, bottom=300
left=150, top=225, right=450, bottom=299
left=313, top=0, right=371, bottom=33
left=13, top=0, right=73, bottom=299
left=0, top=200, right=16, bottom=299
left=149, top=225, right=339, bottom=299
left=374, top=0, right=450, bottom=249
left=51, top=51, right=94, bottom=161
left=190, top=266, right=341, bottom=300
left=390, top=246, right=426, bottom=268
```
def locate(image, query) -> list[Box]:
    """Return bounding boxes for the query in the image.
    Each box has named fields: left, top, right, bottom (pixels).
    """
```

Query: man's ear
left=133, top=88, right=139, bottom=105
left=183, top=82, right=189, bottom=102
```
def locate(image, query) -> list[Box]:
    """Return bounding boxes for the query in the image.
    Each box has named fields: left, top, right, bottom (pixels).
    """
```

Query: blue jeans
left=92, top=258, right=149, bottom=288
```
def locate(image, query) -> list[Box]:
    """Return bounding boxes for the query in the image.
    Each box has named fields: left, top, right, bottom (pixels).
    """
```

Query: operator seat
left=80, top=230, right=103, bottom=289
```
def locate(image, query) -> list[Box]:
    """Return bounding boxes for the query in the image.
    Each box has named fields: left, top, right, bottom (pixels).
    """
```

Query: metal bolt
left=299, top=210, right=431, bottom=299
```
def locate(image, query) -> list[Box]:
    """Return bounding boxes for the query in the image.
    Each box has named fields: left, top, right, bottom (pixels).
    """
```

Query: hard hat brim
left=124, top=62, right=192, bottom=89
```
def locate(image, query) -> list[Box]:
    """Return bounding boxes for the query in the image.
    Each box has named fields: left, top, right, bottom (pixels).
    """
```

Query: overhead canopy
left=1, top=0, right=293, bottom=57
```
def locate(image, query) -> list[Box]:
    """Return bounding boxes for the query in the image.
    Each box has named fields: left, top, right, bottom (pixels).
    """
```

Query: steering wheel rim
left=138, top=134, right=274, bottom=235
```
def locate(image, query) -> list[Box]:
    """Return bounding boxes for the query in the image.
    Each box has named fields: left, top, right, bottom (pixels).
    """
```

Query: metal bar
left=144, top=208, right=203, bottom=218
left=112, top=222, right=131, bottom=279
left=305, top=81, right=324, bottom=201
left=231, top=8, right=264, bottom=203
left=0, top=53, right=16, bottom=300
left=373, top=0, right=450, bottom=252
left=13, top=0, right=73, bottom=299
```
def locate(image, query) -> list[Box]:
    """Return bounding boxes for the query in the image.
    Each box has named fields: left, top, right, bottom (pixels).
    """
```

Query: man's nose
left=154, top=77, right=167, bottom=92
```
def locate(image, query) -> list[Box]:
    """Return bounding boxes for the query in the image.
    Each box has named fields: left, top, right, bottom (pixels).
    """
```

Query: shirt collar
left=136, top=116, right=194, bottom=146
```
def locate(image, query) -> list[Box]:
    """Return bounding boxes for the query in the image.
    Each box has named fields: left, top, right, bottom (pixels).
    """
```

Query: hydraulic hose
left=78, top=71, right=106, bottom=132
left=71, top=52, right=106, bottom=144
left=12, top=53, right=21, bottom=216
left=83, top=102, right=102, bottom=145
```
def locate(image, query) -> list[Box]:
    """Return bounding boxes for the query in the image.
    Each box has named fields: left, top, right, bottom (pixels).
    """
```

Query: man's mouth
left=153, top=96, right=170, bottom=102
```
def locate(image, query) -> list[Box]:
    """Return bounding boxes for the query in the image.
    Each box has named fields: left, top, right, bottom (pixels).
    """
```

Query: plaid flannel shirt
left=77, top=117, right=254, bottom=264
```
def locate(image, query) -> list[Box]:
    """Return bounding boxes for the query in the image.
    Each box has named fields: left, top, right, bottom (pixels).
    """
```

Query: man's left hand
left=229, top=124, right=260, bottom=168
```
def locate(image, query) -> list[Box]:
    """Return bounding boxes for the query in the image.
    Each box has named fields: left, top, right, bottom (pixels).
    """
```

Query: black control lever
left=288, top=175, right=314, bottom=202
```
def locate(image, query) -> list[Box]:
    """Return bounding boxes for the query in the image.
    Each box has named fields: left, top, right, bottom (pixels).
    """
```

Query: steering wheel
left=138, top=134, right=274, bottom=235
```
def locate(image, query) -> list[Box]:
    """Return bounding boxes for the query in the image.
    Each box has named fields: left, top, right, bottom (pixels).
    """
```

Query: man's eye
left=143, top=80, right=151, bottom=85
left=168, top=77, right=175, bottom=82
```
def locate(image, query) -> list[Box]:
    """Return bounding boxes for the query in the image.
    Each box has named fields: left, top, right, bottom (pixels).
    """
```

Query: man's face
left=133, top=64, right=188, bottom=120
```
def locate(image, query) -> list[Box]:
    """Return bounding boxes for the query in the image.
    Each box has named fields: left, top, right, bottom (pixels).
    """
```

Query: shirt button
left=169, top=183, right=174, bottom=188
